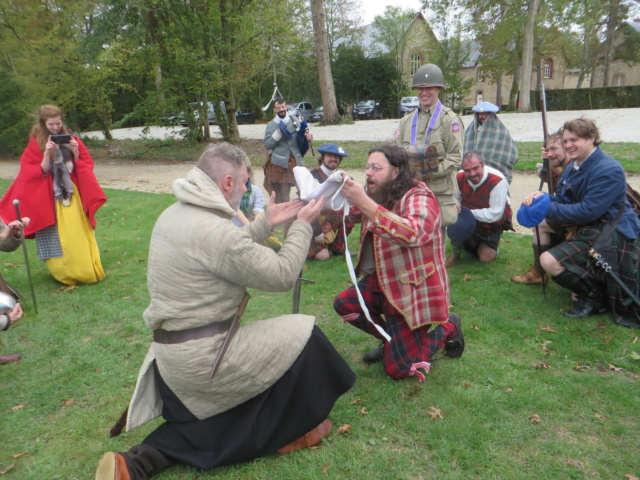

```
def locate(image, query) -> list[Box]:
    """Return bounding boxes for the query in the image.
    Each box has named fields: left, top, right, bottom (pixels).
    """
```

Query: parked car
left=235, top=108, right=255, bottom=124
left=287, top=101, right=315, bottom=121
left=310, top=106, right=324, bottom=122
left=352, top=100, right=382, bottom=120
left=397, top=96, right=419, bottom=117
left=178, top=101, right=218, bottom=126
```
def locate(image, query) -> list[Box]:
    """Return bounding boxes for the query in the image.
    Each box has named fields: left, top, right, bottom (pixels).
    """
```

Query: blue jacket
left=547, top=147, right=640, bottom=240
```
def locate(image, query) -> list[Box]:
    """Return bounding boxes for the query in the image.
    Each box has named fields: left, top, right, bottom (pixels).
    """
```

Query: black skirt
left=143, top=325, right=355, bottom=470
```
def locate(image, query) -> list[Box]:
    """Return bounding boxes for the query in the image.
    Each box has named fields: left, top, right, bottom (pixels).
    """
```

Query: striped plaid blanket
left=463, top=113, right=519, bottom=183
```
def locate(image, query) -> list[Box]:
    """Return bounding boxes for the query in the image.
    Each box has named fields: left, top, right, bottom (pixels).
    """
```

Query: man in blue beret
left=521, top=118, right=640, bottom=324
left=308, top=143, right=353, bottom=259
left=446, top=151, right=513, bottom=266
left=463, top=101, right=518, bottom=184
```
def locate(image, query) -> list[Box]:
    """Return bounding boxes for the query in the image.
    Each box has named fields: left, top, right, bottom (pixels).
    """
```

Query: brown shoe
left=445, top=252, right=460, bottom=267
left=0, top=353, right=21, bottom=365
left=95, top=452, right=131, bottom=480
left=278, top=419, right=333, bottom=454
left=511, top=266, right=547, bottom=285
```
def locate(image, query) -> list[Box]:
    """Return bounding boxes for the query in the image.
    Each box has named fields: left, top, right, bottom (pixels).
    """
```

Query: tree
left=310, top=0, right=340, bottom=123
left=518, top=0, right=540, bottom=112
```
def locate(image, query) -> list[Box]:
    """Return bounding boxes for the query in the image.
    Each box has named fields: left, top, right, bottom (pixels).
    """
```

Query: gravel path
left=1, top=108, right=638, bottom=235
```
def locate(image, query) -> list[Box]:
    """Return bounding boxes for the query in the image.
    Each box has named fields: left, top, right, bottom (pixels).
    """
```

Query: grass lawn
left=0, top=142, right=639, bottom=479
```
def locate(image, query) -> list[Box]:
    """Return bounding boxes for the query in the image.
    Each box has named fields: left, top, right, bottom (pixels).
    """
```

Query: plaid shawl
left=463, top=113, right=518, bottom=183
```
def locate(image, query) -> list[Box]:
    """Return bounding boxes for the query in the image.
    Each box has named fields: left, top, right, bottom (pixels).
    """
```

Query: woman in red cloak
left=0, top=105, right=106, bottom=285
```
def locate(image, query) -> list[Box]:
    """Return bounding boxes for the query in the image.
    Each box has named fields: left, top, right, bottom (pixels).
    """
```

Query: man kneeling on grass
left=333, top=145, right=464, bottom=382
left=95, top=143, right=354, bottom=479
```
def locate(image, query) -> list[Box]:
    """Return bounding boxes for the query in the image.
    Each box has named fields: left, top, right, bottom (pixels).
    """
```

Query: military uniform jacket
left=395, top=103, right=464, bottom=226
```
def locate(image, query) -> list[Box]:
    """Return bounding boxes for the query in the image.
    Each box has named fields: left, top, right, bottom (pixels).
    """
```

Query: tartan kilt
left=263, top=155, right=296, bottom=189
left=548, top=225, right=640, bottom=328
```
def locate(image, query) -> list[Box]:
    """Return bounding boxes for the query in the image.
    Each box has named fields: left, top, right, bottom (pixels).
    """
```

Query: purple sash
left=410, top=101, right=443, bottom=145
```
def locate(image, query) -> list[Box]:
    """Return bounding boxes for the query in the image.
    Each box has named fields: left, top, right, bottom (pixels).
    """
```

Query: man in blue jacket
left=521, top=118, right=640, bottom=326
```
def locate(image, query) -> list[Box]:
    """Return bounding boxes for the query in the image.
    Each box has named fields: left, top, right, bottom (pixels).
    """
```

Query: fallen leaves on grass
left=594, top=414, right=607, bottom=421
left=0, top=464, right=15, bottom=474
left=11, top=452, right=28, bottom=460
left=349, top=399, right=363, bottom=405
left=539, top=326, right=556, bottom=333
left=427, top=406, right=443, bottom=420
left=529, top=414, right=542, bottom=424
left=607, top=364, right=623, bottom=373
left=337, top=424, right=351, bottom=435
left=540, top=340, right=553, bottom=353
left=505, top=387, right=513, bottom=394
left=58, top=285, right=77, bottom=293
left=358, top=407, right=368, bottom=416
left=321, top=463, right=331, bottom=474
left=564, top=458, right=584, bottom=468
left=64, top=398, right=76, bottom=406
left=6, top=404, right=24, bottom=412
left=625, top=475, right=639, bottom=480
left=462, top=274, right=472, bottom=282
left=3, top=261, right=20, bottom=268
left=533, top=361, right=552, bottom=369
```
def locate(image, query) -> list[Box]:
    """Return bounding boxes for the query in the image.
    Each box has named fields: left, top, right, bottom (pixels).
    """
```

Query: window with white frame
left=477, top=69, right=484, bottom=82
left=476, top=90, right=483, bottom=103
left=613, top=73, right=625, bottom=86
left=544, top=58, right=553, bottom=79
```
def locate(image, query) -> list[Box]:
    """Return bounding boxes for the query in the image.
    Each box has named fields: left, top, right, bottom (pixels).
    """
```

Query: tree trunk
left=518, top=0, right=540, bottom=112
left=602, top=0, right=620, bottom=87
left=311, top=0, right=340, bottom=123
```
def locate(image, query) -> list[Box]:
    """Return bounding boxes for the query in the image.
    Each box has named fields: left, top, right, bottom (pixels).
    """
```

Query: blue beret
left=472, top=101, right=499, bottom=113
left=517, top=194, right=551, bottom=228
left=317, top=143, right=349, bottom=157
left=447, top=206, right=476, bottom=242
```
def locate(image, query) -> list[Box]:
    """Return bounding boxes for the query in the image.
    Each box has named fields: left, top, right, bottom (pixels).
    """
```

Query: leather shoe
left=563, top=293, right=605, bottom=318
left=362, top=342, right=385, bottom=363
left=444, top=313, right=465, bottom=358
left=95, top=452, right=131, bottom=480
left=278, top=419, right=332, bottom=454
left=511, top=266, right=548, bottom=285
left=0, top=353, right=21, bottom=365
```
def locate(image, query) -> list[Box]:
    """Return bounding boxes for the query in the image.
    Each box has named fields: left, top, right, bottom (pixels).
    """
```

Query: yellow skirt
left=45, top=191, right=105, bottom=285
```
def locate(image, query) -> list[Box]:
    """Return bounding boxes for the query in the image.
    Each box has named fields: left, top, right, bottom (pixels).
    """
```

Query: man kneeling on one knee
left=446, top=151, right=513, bottom=267
left=519, top=118, right=640, bottom=323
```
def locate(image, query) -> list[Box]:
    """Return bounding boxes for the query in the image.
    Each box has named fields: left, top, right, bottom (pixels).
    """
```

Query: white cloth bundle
left=293, top=166, right=347, bottom=211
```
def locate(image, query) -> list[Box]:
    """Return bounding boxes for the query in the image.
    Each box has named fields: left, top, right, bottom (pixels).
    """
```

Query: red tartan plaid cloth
left=352, top=183, right=450, bottom=329
left=334, top=274, right=456, bottom=379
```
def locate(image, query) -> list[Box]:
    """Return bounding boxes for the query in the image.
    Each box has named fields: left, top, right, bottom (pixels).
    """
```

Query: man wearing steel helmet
left=394, top=63, right=464, bottom=229
left=307, top=143, right=354, bottom=260
left=463, top=101, right=519, bottom=184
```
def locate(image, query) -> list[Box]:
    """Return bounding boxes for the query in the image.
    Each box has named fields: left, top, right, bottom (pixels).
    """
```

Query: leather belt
left=153, top=317, right=233, bottom=345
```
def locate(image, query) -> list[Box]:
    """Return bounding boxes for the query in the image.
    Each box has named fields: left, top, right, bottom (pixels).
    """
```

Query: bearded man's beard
left=366, top=180, right=395, bottom=210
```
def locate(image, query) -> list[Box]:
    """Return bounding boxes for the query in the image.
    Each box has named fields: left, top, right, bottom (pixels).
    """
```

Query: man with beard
left=520, top=118, right=640, bottom=324
left=308, top=143, right=353, bottom=260
left=446, top=151, right=512, bottom=266
left=95, top=143, right=355, bottom=479
left=512, top=130, right=570, bottom=284
left=333, top=145, right=464, bottom=381
left=463, top=101, right=519, bottom=184
left=264, top=98, right=313, bottom=204
left=394, top=64, right=464, bottom=228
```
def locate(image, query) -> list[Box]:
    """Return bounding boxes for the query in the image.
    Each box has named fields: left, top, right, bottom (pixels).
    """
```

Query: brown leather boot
left=445, top=252, right=460, bottom=267
left=95, top=452, right=131, bottom=480
left=278, top=419, right=333, bottom=454
left=511, top=266, right=547, bottom=285
left=0, top=353, right=21, bottom=365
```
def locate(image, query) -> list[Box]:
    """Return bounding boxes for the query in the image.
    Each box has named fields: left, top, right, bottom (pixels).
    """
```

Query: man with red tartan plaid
left=333, top=145, right=464, bottom=381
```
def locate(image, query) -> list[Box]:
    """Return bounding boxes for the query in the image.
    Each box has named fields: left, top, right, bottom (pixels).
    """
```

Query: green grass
left=77, top=137, right=640, bottom=174
left=1, top=179, right=639, bottom=479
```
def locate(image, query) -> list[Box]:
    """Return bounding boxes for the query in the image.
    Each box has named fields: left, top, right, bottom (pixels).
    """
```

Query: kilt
left=333, top=274, right=457, bottom=379
left=548, top=225, right=640, bottom=328
left=263, top=155, right=296, bottom=190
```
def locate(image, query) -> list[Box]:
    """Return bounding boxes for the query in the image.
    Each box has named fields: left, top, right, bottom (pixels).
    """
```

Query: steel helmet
left=412, top=64, right=445, bottom=89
